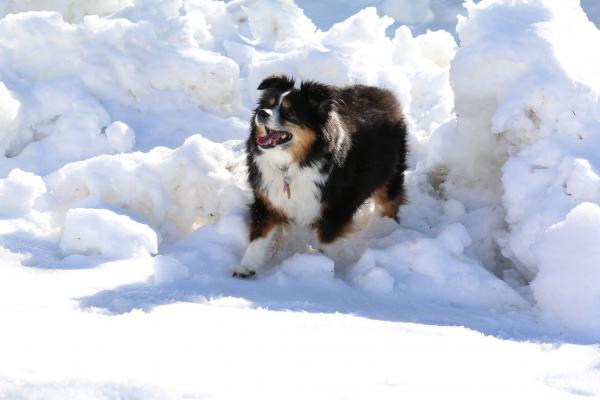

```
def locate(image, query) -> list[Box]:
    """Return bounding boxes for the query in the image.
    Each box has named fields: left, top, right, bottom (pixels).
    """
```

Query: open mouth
left=256, top=127, right=293, bottom=148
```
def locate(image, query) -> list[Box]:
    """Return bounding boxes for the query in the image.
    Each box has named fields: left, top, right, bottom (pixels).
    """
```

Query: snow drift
left=2, top=0, right=600, bottom=398
left=447, top=0, right=600, bottom=335
left=0, top=0, right=598, bottom=359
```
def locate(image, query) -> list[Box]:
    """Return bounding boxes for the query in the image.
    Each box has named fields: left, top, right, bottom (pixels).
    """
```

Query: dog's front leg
left=231, top=196, right=284, bottom=278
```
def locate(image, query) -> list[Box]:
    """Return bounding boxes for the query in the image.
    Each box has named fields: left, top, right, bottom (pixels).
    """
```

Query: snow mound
left=0, top=0, right=134, bottom=23
left=60, top=208, right=158, bottom=258
left=532, top=203, right=600, bottom=333
left=0, top=168, right=45, bottom=218
left=276, top=253, right=335, bottom=282
left=1, top=0, right=600, bottom=342
left=43, top=135, right=248, bottom=242
left=0, top=9, right=239, bottom=175
left=2, top=1, right=600, bottom=396
left=350, top=223, right=526, bottom=309
left=442, top=0, right=600, bottom=336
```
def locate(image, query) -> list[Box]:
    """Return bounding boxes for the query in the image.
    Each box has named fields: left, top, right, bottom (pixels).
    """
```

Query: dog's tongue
left=256, top=131, right=282, bottom=146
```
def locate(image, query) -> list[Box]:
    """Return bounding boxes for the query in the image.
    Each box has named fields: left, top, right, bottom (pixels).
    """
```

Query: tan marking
left=257, top=191, right=288, bottom=221
left=255, top=124, right=267, bottom=138
left=282, top=122, right=317, bottom=163
left=258, top=214, right=281, bottom=238
left=268, top=97, right=276, bottom=106
left=249, top=191, right=287, bottom=241
left=372, top=184, right=404, bottom=220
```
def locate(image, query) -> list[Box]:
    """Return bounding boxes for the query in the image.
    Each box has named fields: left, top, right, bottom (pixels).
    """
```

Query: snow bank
left=2, top=1, right=600, bottom=397
left=532, top=203, right=600, bottom=333
left=43, top=135, right=248, bottom=242
left=0, top=8, right=239, bottom=175
left=0, top=0, right=133, bottom=23
left=349, top=223, right=526, bottom=309
left=60, top=208, right=158, bottom=258
left=1, top=0, right=600, bottom=340
left=241, top=5, right=456, bottom=131
left=446, top=0, right=600, bottom=335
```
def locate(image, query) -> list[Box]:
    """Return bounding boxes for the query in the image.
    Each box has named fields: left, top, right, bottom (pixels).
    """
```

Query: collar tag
left=282, top=168, right=291, bottom=199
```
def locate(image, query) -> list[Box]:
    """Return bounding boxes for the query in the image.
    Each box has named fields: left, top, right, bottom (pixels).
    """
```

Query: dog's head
left=251, top=74, right=337, bottom=162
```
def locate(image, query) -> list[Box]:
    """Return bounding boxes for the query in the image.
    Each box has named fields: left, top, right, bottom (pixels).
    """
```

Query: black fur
left=246, top=74, right=407, bottom=249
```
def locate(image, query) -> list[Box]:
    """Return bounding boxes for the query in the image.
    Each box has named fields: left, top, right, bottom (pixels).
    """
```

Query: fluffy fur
left=231, top=75, right=408, bottom=277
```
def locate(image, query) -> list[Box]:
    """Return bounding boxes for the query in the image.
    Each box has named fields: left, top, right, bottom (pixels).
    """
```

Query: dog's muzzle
left=256, top=127, right=293, bottom=148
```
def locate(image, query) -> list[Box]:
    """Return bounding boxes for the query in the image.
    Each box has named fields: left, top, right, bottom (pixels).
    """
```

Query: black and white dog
left=231, top=75, right=408, bottom=277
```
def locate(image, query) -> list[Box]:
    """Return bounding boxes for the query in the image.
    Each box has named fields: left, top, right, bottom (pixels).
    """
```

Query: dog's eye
left=281, top=99, right=291, bottom=109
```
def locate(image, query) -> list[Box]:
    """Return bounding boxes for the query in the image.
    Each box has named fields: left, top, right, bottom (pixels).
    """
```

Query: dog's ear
left=301, top=80, right=333, bottom=117
left=257, top=74, right=295, bottom=91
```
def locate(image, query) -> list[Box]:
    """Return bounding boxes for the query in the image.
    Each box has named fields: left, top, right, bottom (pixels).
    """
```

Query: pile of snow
left=59, top=208, right=158, bottom=258
left=433, top=0, right=600, bottom=336
left=42, top=135, right=248, bottom=241
left=532, top=203, right=600, bottom=334
left=0, top=1, right=600, bottom=392
left=0, top=0, right=134, bottom=23
left=349, top=223, right=526, bottom=309
left=1, top=0, right=600, bottom=397
left=0, top=168, right=45, bottom=218
left=0, top=8, right=240, bottom=175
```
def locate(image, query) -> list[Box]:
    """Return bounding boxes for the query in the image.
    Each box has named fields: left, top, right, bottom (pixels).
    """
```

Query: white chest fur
left=255, top=149, right=326, bottom=225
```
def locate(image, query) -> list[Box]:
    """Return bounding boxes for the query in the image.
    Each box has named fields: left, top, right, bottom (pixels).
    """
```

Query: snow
left=104, top=121, right=135, bottom=153
left=1, top=0, right=600, bottom=398
left=532, top=202, right=600, bottom=334
left=59, top=208, right=159, bottom=258
left=0, top=168, right=45, bottom=217
left=349, top=223, right=527, bottom=309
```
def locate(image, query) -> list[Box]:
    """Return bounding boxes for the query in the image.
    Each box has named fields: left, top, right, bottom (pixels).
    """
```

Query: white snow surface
left=1, top=0, right=600, bottom=398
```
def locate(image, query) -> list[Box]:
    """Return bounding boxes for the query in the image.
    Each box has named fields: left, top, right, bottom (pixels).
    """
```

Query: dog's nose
left=256, top=108, right=272, bottom=123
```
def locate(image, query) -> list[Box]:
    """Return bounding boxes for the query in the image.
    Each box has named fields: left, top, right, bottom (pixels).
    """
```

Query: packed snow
left=1, top=0, right=600, bottom=398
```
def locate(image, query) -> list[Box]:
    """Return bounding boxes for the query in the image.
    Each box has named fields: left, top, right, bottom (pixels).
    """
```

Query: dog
left=231, top=75, right=408, bottom=277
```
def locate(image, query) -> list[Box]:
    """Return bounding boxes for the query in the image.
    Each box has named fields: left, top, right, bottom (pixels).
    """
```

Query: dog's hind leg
left=315, top=204, right=357, bottom=245
left=231, top=195, right=285, bottom=278
left=372, top=170, right=405, bottom=223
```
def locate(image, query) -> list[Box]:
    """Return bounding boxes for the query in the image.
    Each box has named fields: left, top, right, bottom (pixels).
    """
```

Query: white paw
left=230, top=265, right=256, bottom=278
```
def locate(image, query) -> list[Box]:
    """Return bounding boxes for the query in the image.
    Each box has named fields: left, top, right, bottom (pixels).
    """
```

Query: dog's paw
left=230, top=265, right=257, bottom=279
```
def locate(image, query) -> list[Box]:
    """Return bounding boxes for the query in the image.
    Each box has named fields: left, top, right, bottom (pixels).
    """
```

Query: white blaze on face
left=256, top=90, right=293, bottom=132
left=254, top=108, right=273, bottom=127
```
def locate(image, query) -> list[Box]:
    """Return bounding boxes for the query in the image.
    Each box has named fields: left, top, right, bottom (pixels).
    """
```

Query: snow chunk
left=60, top=208, right=158, bottom=258
left=277, top=253, right=335, bottom=282
left=243, top=0, right=318, bottom=51
left=105, top=121, right=135, bottom=153
left=353, top=266, right=395, bottom=294
left=0, top=168, right=46, bottom=217
left=350, top=224, right=526, bottom=309
left=415, top=29, right=456, bottom=68
left=532, top=203, right=600, bottom=335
